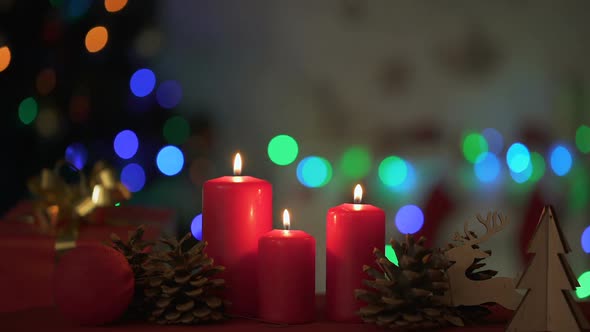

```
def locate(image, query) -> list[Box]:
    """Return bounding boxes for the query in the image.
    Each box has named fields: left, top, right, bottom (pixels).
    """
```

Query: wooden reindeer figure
left=444, top=212, right=523, bottom=310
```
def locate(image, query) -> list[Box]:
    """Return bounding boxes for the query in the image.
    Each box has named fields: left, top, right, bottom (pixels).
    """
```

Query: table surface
left=4, top=296, right=587, bottom=331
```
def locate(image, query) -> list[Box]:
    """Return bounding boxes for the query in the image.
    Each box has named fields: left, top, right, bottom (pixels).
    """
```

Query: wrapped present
left=0, top=161, right=177, bottom=313
left=0, top=201, right=176, bottom=313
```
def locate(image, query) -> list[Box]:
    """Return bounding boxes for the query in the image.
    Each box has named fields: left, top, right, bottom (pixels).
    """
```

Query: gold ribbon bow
left=27, top=160, right=131, bottom=235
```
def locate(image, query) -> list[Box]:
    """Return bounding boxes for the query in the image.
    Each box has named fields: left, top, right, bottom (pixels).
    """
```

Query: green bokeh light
left=569, top=165, right=590, bottom=211
left=340, top=146, right=371, bottom=179
left=162, top=115, right=190, bottom=145
left=576, top=271, right=590, bottom=299
left=462, top=132, right=488, bottom=163
left=268, top=134, right=299, bottom=166
left=385, top=244, right=399, bottom=266
left=576, top=125, right=590, bottom=154
left=378, top=156, right=408, bottom=187
left=529, top=152, right=546, bottom=183
left=18, top=97, right=38, bottom=125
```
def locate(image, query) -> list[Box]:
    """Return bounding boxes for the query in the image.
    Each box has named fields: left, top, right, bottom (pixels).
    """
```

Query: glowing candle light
left=258, top=209, right=315, bottom=323
left=202, top=152, right=272, bottom=317
left=326, top=184, right=385, bottom=322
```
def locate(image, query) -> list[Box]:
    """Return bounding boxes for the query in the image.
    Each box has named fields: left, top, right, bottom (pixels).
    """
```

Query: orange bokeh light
left=0, top=46, right=11, bottom=72
left=105, top=0, right=128, bottom=13
left=85, top=26, right=109, bottom=53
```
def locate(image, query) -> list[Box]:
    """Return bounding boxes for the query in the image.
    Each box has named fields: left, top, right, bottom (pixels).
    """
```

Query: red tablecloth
left=2, top=295, right=582, bottom=331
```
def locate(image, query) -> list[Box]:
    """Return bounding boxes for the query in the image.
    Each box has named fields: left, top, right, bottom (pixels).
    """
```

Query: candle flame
left=283, top=209, right=290, bottom=230
left=233, top=153, right=242, bottom=176
left=354, top=184, right=363, bottom=204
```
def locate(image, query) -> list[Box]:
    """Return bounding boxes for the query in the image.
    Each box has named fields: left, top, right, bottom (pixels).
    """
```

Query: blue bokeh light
left=581, top=226, right=590, bottom=254
left=510, top=162, right=533, bottom=184
left=156, top=145, right=184, bottom=176
left=482, top=128, right=504, bottom=154
left=120, top=163, right=146, bottom=192
left=296, top=156, right=332, bottom=188
left=506, top=142, right=531, bottom=173
left=65, top=142, right=88, bottom=170
left=156, top=80, right=183, bottom=109
left=387, top=161, right=417, bottom=193
left=114, top=130, right=139, bottom=159
left=550, top=145, right=573, bottom=176
left=191, top=214, right=203, bottom=241
left=66, top=0, right=91, bottom=19
left=395, top=205, right=424, bottom=234
left=130, top=68, right=156, bottom=97
left=474, top=152, right=501, bottom=183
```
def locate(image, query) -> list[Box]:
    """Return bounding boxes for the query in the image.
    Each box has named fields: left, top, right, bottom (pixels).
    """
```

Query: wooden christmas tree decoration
left=444, top=212, right=522, bottom=310
left=506, top=205, right=590, bottom=332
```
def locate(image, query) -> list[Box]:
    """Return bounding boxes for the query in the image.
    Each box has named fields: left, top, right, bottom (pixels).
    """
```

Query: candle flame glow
left=233, top=153, right=242, bottom=175
left=354, top=184, right=363, bottom=204
left=283, top=209, right=290, bottom=230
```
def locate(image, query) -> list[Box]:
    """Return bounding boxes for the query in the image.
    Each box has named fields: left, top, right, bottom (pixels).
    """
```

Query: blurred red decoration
left=417, top=181, right=455, bottom=247
left=42, top=18, right=62, bottom=44
left=36, top=68, right=56, bottom=96
left=53, top=244, right=134, bottom=326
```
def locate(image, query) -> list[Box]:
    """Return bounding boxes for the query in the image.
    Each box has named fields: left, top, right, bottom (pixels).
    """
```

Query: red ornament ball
left=53, top=244, right=134, bottom=325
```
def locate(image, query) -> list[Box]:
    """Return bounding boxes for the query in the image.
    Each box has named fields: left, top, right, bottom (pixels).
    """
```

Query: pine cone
left=143, top=233, right=227, bottom=324
left=356, top=235, right=465, bottom=330
left=110, top=225, right=154, bottom=317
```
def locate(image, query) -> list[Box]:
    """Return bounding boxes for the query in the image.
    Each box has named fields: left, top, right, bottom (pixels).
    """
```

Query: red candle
left=202, top=153, right=273, bottom=317
left=326, top=184, right=385, bottom=322
left=258, top=209, right=315, bottom=324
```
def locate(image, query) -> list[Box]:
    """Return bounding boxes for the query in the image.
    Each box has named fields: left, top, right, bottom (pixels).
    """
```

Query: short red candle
left=326, top=185, right=385, bottom=322
left=258, top=210, right=316, bottom=324
left=202, top=153, right=273, bottom=317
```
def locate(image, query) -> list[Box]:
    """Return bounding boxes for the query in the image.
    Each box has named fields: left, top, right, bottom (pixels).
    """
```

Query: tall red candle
left=326, top=185, right=385, bottom=322
left=258, top=209, right=316, bottom=324
left=202, top=153, right=272, bottom=317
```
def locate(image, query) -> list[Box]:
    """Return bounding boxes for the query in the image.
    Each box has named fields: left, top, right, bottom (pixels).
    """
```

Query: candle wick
left=284, top=224, right=290, bottom=231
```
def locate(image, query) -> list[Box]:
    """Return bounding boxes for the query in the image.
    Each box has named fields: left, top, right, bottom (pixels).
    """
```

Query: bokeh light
left=395, top=204, right=424, bottom=234
left=576, top=271, right=590, bottom=299
left=85, top=26, right=108, bottom=53
left=268, top=134, right=299, bottom=166
left=481, top=128, right=503, bottom=154
left=378, top=156, right=408, bottom=187
left=35, top=68, right=57, bottom=95
left=385, top=244, right=399, bottom=266
left=18, top=97, right=38, bottom=125
left=104, top=0, right=127, bottom=12
left=191, top=214, right=203, bottom=241
left=296, top=156, right=332, bottom=188
left=156, top=80, right=182, bottom=109
left=35, top=108, right=60, bottom=138
left=386, top=161, right=417, bottom=193
left=506, top=142, right=531, bottom=173
left=340, top=146, right=371, bottom=179
left=65, top=143, right=88, bottom=170
left=66, top=0, right=91, bottom=19
left=550, top=145, right=573, bottom=176
left=581, top=226, right=590, bottom=254
left=569, top=166, right=590, bottom=211
left=156, top=145, right=184, bottom=176
left=510, top=162, right=533, bottom=184
left=163, top=115, right=190, bottom=145
left=113, top=129, right=139, bottom=159
left=134, top=27, right=162, bottom=58
left=576, top=125, right=590, bottom=154
left=69, top=95, right=90, bottom=123
left=474, top=152, right=501, bottom=183
left=129, top=68, right=156, bottom=97
left=0, top=46, right=11, bottom=72
left=529, top=152, right=545, bottom=183
left=462, top=132, right=488, bottom=163
left=120, top=163, right=146, bottom=192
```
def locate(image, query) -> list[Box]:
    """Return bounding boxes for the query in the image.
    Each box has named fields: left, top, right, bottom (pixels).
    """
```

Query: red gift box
left=0, top=200, right=176, bottom=313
